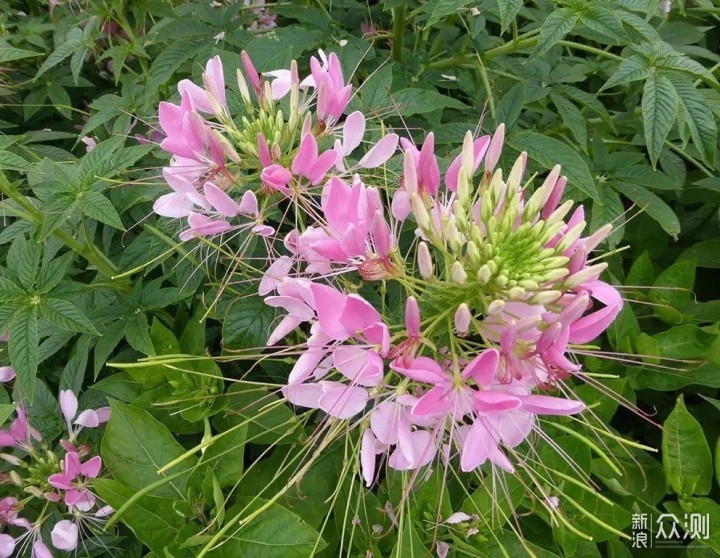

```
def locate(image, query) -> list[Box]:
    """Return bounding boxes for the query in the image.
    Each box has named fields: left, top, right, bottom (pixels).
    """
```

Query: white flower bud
left=454, top=303, right=472, bottom=337
left=451, top=262, right=467, bottom=285
left=418, top=241, right=434, bottom=279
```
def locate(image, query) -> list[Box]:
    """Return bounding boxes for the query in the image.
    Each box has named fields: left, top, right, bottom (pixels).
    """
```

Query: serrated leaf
left=507, top=131, right=599, bottom=201
left=0, top=46, right=42, bottom=64
left=614, top=182, right=680, bottom=238
left=390, top=88, right=466, bottom=116
left=495, top=83, right=524, bottom=129
left=0, top=151, right=33, bottom=172
left=417, top=0, right=474, bottom=28
left=580, top=6, right=626, bottom=42
left=124, top=312, right=154, bottom=355
left=642, top=73, right=678, bottom=166
left=39, top=298, right=99, bottom=335
left=600, top=55, right=652, bottom=91
left=660, top=53, right=718, bottom=84
left=17, top=238, right=41, bottom=287
left=80, top=191, right=125, bottom=229
left=36, top=252, right=74, bottom=294
left=496, top=0, right=522, bottom=32
left=530, top=8, right=580, bottom=60
left=668, top=75, right=717, bottom=166
left=145, top=37, right=208, bottom=105
left=0, top=276, right=23, bottom=301
left=550, top=92, right=587, bottom=149
left=38, top=195, right=77, bottom=240
left=77, top=136, right=125, bottom=187
left=8, top=306, right=38, bottom=400
left=35, top=28, right=84, bottom=79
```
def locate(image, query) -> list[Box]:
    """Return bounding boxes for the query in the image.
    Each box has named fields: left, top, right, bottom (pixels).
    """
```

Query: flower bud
left=506, top=152, right=526, bottom=190
left=555, top=221, right=587, bottom=253
left=454, top=304, right=472, bottom=337
left=529, top=290, right=562, bottom=305
left=487, top=299, right=505, bottom=315
left=508, top=286, right=525, bottom=300
left=563, top=263, right=608, bottom=289
left=451, top=262, right=467, bottom=285
left=418, top=242, right=434, bottom=279
left=236, top=68, right=252, bottom=106
left=410, top=193, right=431, bottom=230
left=461, top=131, right=475, bottom=176
left=0, top=453, right=22, bottom=466
left=10, top=470, right=22, bottom=486
left=466, top=241, right=481, bottom=265
left=477, top=265, right=491, bottom=285
left=583, top=224, right=613, bottom=252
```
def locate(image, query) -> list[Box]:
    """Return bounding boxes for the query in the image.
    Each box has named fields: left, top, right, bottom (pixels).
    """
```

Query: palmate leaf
left=580, top=5, right=626, bottom=42
left=641, top=73, right=678, bottom=166
left=550, top=92, right=588, bottom=149
left=8, top=306, right=38, bottom=400
left=529, top=8, right=580, bottom=60
left=35, top=28, right=84, bottom=79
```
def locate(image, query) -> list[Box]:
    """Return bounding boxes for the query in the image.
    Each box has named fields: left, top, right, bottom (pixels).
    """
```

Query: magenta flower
left=0, top=409, right=42, bottom=451
left=48, top=452, right=102, bottom=511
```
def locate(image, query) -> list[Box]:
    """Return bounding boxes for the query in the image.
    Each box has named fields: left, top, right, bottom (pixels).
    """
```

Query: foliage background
left=1, top=0, right=719, bottom=556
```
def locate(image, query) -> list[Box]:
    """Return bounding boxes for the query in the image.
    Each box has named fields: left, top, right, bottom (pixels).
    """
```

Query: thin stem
left=391, top=6, right=406, bottom=62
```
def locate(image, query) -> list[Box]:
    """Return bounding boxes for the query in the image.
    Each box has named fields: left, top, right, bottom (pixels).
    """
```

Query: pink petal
left=342, top=111, right=365, bottom=155
left=358, top=134, right=399, bottom=168
left=204, top=182, right=239, bottom=217
left=361, top=429, right=378, bottom=487
left=64, top=452, right=81, bottom=477
left=310, top=284, right=351, bottom=341
left=264, top=296, right=315, bottom=320
left=473, top=391, right=523, bottom=412
left=264, top=69, right=292, bottom=100
left=259, top=256, right=294, bottom=296
left=32, top=541, right=53, bottom=558
left=411, top=385, right=451, bottom=416
left=291, top=133, right=319, bottom=177
left=153, top=193, right=197, bottom=218
left=520, top=395, right=585, bottom=415
left=51, top=520, right=78, bottom=551
left=460, top=420, right=494, bottom=472
left=333, top=346, right=382, bottom=386
left=80, top=455, right=102, bottom=478
left=318, top=382, right=368, bottom=419
left=390, top=356, right=446, bottom=384
left=391, top=190, right=411, bottom=221
left=485, top=124, right=505, bottom=174
left=95, top=407, right=111, bottom=423
left=238, top=190, right=259, bottom=216
left=267, top=315, right=303, bottom=346
left=74, top=410, right=99, bottom=428
left=59, top=390, right=78, bottom=423
left=405, top=297, right=420, bottom=338
left=340, top=295, right=382, bottom=334
left=48, top=473, right=74, bottom=490
left=461, top=349, right=499, bottom=384
left=177, top=79, right=213, bottom=113
left=0, top=534, right=15, bottom=558
left=0, top=366, right=15, bottom=382
left=203, top=55, right=227, bottom=110
left=283, top=383, right=323, bottom=409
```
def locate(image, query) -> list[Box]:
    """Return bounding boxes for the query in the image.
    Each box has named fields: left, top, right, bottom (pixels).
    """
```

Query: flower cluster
left=152, top=50, right=622, bottom=510
left=0, top=386, right=111, bottom=557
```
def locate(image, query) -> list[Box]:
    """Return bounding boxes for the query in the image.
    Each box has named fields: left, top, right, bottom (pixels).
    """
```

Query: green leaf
left=600, top=55, right=652, bottom=91
left=0, top=403, right=16, bottom=426
left=94, top=479, right=184, bottom=556
left=76, top=136, right=126, bottom=187
left=208, top=499, right=326, bottom=558
left=392, top=517, right=427, bottom=558
left=614, top=182, right=680, bottom=238
left=530, top=8, right=580, bottom=60
left=39, top=298, right=99, bottom=335
left=550, top=92, right=588, bottom=149
left=223, top=294, right=277, bottom=350
left=417, top=0, right=473, bottom=28
left=8, top=306, right=38, bottom=400
left=679, top=239, right=720, bottom=268
left=495, top=83, right=524, bottom=130
left=0, top=46, right=42, bottom=64
left=508, top=131, right=598, bottom=201
left=36, top=252, right=74, bottom=294
left=145, top=37, right=208, bottom=106
left=496, top=0, right=522, bottom=32
left=668, top=75, right=717, bottom=167
left=649, top=258, right=695, bottom=322
left=390, top=88, right=466, bottom=116
left=35, top=29, right=84, bottom=78
left=38, top=195, right=77, bottom=240
left=101, top=399, right=197, bottom=497
left=16, top=237, right=41, bottom=287
left=0, top=150, right=33, bottom=172
left=80, top=191, right=125, bottom=229
left=662, top=395, right=713, bottom=497
left=642, top=73, right=679, bottom=166
left=580, top=6, right=626, bottom=41
left=124, top=312, right=155, bottom=356
left=202, top=422, right=247, bottom=488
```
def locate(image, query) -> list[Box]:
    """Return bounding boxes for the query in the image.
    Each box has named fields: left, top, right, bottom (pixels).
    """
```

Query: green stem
left=391, top=6, right=406, bottom=62
left=475, top=55, right=495, bottom=120
left=557, top=39, right=623, bottom=61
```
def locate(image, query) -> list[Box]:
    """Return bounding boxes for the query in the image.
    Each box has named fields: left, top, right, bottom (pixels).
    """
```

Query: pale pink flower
left=0, top=366, right=15, bottom=382
left=51, top=520, right=78, bottom=551
left=48, top=452, right=102, bottom=512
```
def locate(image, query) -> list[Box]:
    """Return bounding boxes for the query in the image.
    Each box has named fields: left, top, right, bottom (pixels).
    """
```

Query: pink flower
left=32, top=540, right=53, bottom=558
left=310, top=52, right=352, bottom=125
left=0, top=409, right=42, bottom=451
left=177, top=55, right=227, bottom=116
left=59, top=390, right=110, bottom=436
left=48, top=452, right=102, bottom=512
left=0, top=366, right=15, bottom=382
left=333, top=111, right=399, bottom=171
left=0, top=534, right=15, bottom=558
left=261, top=164, right=293, bottom=193
left=51, top=520, right=78, bottom=551
left=291, top=133, right=337, bottom=186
